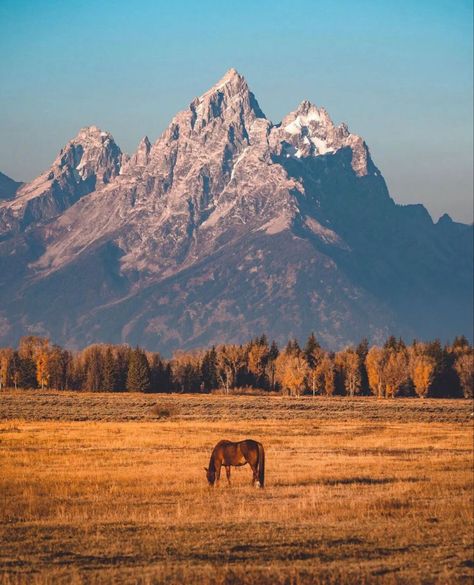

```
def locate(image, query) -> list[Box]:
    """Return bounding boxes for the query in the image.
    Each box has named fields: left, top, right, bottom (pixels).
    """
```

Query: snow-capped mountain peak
left=0, top=69, right=471, bottom=353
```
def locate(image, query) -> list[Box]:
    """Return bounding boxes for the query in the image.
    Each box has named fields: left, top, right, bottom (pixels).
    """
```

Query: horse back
left=238, top=439, right=261, bottom=466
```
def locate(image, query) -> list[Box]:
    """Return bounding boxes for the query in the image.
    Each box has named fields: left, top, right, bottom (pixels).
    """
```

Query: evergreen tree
left=127, top=347, right=151, bottom=392
left=452, top=335, right=470, bottom=350
left=201, top=347, right=218, bottom=391
left=285, top=338, right=301, bottom=355
left=165, top=363, right=174, bottom=393
left=102, top=347, right=117, bottom=392
left=383, top=335, right=407, bottom=353
left=304, top=332, right=321, bottom=368
left=356, top=338, right=370, bottom=394
left=269, top=341, right=279, bottom=362
left=17, top=354, right=37, bottom=388
left=115, top=345, right=132, bottom=391
left=268, top=341, right=279, bottom=391
left=149, top=353, right=163, bottom=393
left=425, top=340, right=460, bottom=397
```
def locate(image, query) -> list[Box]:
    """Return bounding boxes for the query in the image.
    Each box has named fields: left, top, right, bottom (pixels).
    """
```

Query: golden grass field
left=0, top=392, right=473, bottom=584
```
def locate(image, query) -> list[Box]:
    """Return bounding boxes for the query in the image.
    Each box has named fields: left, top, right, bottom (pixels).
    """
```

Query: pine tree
left=304, top=333, right=321, bottom=368
left=425, top=340, right=460, bottom=397
left=201, top=347, right=218, bottom=391
left=285, top=338, right=301, bottom=355
left=452, top=335, right=470, bottom=350
left=17, top=355, right=37, bottom=388
left=115, top=345, right=132, bottom=391
left=102, top=347, right=117, bottom=392
left=356, top=338, right=370, bottom=394
left=269, top=341, right=279, bottom=361
left=127, top=347, right=151, bottom=392
left=268, top=341, right=279, bottom=391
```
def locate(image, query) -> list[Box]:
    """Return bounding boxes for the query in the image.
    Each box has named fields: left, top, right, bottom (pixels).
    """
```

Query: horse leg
left=215, top=461, right=222, bottom=487
left=250, top=464, right=258, bottom=486
left=225, top=466, right=231, bottom=486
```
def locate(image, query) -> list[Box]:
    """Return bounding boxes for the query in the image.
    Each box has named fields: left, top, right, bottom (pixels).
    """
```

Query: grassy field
left=0, top=392, right=472, bottom=584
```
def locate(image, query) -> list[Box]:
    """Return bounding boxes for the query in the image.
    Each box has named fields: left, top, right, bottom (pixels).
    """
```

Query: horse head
left=204, top=467, right=215, bottom=486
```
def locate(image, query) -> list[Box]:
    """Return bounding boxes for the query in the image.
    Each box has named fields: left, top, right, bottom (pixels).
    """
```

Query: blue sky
left=0, top=0, right=472, bottom=221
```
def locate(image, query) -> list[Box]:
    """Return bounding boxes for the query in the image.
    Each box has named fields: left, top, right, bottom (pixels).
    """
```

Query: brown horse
left=205, top=439, right=265, bottom=488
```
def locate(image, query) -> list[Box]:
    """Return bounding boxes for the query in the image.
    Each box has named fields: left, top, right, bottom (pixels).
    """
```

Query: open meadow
left=0, top=392, right=473, bottom=584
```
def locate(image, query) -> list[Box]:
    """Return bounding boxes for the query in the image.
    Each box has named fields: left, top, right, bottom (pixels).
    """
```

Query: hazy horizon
left=0, top=0, right=472, bottom=222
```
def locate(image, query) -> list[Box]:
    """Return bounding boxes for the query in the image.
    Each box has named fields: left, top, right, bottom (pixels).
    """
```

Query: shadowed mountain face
left=0, top=69, right=472, bottom=352
left=0, top=171, right=22, bottom=200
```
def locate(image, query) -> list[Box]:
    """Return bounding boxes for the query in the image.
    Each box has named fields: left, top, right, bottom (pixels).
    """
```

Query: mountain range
left=0, top=69, right=472, bottom=353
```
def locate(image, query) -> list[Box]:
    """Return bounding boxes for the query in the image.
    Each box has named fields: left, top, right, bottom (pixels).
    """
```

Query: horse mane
left=208, top=452, right=216, bottom=473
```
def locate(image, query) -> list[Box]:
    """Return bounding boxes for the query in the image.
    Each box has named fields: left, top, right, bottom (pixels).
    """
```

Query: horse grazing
left=205, top=439, right=265, bottom=488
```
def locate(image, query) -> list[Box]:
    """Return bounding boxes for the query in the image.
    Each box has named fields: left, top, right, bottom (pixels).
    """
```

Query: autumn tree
left=275, top=349, right=309, bottom=396
left=247, top=339, right=269, bottom=389
left=318, top=354, right=335, bottom=396
left=365, top=346, right=386, bottom=398
left=35, top=344, right=51, bottom=390
left=383, top=348, right=408, bottom=398
left=0, top=348, right=14, bottom=390
left=216, top=345, right=245, bottom=393
left=454, top=351, right=474, bottom=398
left=408, top=344, right=435, bottom=398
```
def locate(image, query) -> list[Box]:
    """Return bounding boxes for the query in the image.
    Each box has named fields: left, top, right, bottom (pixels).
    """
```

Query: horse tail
left=257, top=442, right=265, bottom=488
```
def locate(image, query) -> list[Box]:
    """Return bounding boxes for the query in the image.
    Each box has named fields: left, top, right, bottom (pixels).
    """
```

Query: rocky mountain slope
left=0, top=69, right=472, bottom=352
left=0, top=171, right=22, bottom=200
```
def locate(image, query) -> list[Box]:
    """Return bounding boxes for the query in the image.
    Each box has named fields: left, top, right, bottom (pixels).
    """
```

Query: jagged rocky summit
left=0, top=69, right=472, bottom=353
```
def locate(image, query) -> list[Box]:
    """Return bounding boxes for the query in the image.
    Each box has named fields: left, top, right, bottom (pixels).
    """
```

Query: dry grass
left=0, top=390, right=472, bottom=423
left=0, top=392, right=472, bottom=584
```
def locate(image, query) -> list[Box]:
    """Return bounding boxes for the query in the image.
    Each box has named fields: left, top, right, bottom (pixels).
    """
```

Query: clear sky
left=0, top=0, right=472, bottom=222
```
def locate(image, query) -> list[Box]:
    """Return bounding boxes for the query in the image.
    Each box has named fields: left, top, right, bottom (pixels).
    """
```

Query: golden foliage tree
left=454, top=351, right=474, bottom=398
left=366, top=346, right=386, bottom=398
left=317, top=355, right=335, bottom=396
left=216, top=345, right=245, bottom=393
left=247, top=342, right=269, bottom=387
left=275, top=351, right=309, bottom=396
left=0, top=347, right=14, bottom=390
left=36, top=347, right=51, bottom=390
left=383, top=349, right=408, bottom=398
left=408, top=345, right=435, bottom=398
left=307, top=347, right=325, bottom=396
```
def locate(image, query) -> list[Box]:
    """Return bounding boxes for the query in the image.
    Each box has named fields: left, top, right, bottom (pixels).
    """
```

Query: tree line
left=0, top=334, right=472, bottom=398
